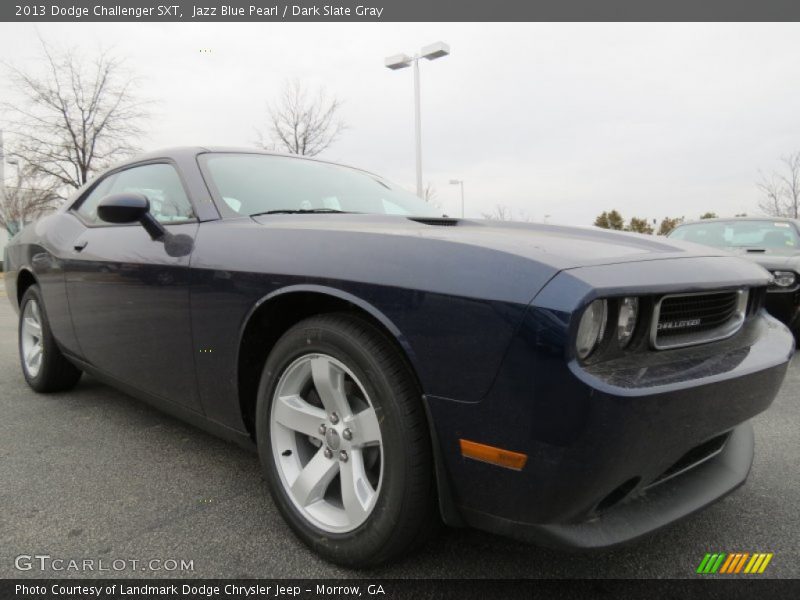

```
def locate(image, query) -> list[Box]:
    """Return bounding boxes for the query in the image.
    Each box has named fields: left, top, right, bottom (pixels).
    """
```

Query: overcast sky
left=2, top=22, right=800, bottom=225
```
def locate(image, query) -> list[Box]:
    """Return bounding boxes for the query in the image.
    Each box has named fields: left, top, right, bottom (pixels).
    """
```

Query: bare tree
left=423, top=181, right=437, bottom=204
left=758, top=173, right=784, bottom=216
left=257, top=79, right=347, bottom=157
left=1, top=38, right=148, bottom=190
left=481, top=204, right=532, bottom=222
left=481, top=204, right=513, bottom=221
left=758, top=153, right=800, bottom=218
left=1, top=162, right=61, bottom=235
left=518, top=209, right=533, bottom=222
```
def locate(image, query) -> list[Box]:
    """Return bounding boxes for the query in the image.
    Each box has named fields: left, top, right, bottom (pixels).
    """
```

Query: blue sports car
left=4, top=148, right=794, bottom=566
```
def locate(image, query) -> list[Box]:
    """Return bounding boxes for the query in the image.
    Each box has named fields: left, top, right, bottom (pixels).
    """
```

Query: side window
left=107, top=164, right=194, bottom=224
left=75, top=163, right=194, bottom=225
left=75, top=175, right=117, bottom=224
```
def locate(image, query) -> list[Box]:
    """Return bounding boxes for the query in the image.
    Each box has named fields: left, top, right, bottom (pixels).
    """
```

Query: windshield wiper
left=250, top=208, right=351, bottom=217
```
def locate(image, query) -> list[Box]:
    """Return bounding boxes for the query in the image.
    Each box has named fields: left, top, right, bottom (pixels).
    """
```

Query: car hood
left=251, top=214, right=730, bottom=271
left=724, top=247, right=800, bottom=270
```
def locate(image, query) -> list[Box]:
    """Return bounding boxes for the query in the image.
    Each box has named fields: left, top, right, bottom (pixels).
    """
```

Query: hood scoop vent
left=408, top=217, right=459, bottom=227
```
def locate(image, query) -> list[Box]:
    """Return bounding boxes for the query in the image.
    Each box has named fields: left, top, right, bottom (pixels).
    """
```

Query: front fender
left=238, top=283, right=418, bottom=376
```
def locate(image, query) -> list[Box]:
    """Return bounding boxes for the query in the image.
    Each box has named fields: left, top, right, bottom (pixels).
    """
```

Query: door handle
left=74, top=240, right=88, bottom=252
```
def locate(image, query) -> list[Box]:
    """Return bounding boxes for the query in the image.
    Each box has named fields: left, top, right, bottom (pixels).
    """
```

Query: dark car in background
left=3, top=148, right=794, bottom=566
left=669, top=218, right=800, bottom=334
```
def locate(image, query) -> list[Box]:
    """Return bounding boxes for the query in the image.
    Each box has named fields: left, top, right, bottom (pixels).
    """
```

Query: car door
left=63, top=161, right=202, bottom=411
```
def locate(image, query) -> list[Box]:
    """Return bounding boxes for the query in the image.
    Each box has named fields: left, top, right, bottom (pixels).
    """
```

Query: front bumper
left=462, top=423, right=754, bottom=548
left=426, top=311, right=793, bottom=548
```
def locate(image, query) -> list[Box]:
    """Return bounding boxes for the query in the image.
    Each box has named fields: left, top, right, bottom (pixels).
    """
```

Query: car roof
left=676, top=216, right=800, bottom=227
left=117, top=146, right=378, bottom=177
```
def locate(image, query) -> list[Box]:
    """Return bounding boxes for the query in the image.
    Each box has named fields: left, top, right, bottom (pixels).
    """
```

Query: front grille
left=652, top=290, right=748, bottom=349
left=659, top=292, right=739, bottom=336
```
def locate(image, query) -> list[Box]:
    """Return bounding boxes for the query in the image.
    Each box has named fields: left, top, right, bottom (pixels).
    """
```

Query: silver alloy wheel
left=21, top=299, right=44, bottom=378
left=270, top=353, right=384, bottom=533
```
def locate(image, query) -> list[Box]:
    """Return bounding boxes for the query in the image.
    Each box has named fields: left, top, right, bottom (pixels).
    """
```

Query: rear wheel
left=255, top=313, right=438, bottom=567
left=18, top=285, right=82, bottom=393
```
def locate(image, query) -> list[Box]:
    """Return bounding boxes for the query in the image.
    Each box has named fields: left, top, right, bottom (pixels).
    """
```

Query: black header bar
left=4, top=0, right=800, bottom=23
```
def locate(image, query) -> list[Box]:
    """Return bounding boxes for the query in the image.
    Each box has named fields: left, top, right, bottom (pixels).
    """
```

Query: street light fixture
left=385, top=41, right=450, bottom=198
left=449, top=179, right=465, bottom=218
left=384, top=54, right=413, bottom=70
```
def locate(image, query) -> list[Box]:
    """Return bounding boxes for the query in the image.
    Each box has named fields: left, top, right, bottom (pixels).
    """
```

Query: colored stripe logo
left=697, top=552, right=773, bottom=574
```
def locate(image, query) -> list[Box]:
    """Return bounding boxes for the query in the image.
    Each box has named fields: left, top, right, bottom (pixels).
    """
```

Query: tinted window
left=107, top=164, right=194, bottom=223
left=77, top=163, right=194, bottom=225
left=75, top=176, right=115, bottom=224
left=200, top=153, right=440, bottom=218
left=670, top=220, right=800, bottom=249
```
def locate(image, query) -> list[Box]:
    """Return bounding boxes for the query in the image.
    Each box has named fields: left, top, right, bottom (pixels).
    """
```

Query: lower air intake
left=648, top=432, right=731, bottom=488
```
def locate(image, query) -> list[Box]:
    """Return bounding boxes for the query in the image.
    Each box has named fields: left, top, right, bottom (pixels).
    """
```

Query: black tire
left=18, top=285, right=82, bottom=393
left=255, top=313, right=439, bottom=567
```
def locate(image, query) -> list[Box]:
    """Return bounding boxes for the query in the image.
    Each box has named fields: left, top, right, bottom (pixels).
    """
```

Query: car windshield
left=200, top=153, right=441, bottom=218
left=669, top=220, right=800, bottom=250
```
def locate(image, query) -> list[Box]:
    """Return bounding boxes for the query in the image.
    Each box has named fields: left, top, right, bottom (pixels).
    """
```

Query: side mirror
left=97, top=193, right=149, bottom=223
left=97, top=193, right=166, bottom=240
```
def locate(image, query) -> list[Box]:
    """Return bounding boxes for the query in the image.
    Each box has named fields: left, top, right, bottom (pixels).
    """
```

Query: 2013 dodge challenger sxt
left=4, top=148, right=794, bottom=567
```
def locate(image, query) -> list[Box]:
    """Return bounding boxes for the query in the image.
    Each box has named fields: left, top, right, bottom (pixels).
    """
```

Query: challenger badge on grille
left=657, top=318, right=702, bottom=331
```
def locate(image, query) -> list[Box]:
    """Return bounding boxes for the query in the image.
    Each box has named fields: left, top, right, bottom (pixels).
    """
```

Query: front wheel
left=255, top=313, right=438, bottom=567
left=18, top=285, right=82, bottom=393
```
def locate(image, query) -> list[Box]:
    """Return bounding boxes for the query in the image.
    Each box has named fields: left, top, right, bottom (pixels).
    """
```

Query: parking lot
left=0, top=280, right=798, bottom=579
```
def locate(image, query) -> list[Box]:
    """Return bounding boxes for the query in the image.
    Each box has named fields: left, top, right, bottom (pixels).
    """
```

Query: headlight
left=772, top=270, right=796, bottom=288
left=576, top=299, right=608, bottom=359
left=617, top=297, right=639, bottom=348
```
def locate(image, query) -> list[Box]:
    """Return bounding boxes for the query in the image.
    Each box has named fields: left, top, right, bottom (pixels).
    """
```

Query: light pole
left=385, top=41, right=450, bottom=198
left=449, top=179, right=465, bottom=218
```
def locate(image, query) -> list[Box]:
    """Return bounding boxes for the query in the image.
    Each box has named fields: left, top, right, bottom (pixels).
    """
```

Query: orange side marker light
left=460, top=439, right=528, bottom=471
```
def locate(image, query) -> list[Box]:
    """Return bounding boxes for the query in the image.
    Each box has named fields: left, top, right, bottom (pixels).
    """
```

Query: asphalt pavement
left=0, top=279, right=798, bottom=579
